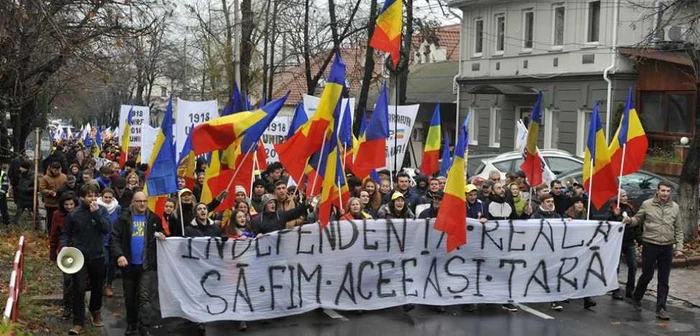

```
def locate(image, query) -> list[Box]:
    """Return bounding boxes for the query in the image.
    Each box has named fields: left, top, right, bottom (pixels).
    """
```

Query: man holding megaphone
left=60, top=184, right=111, bottom=335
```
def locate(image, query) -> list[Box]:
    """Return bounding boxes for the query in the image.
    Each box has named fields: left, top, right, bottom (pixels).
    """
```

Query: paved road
left=100, top=280, right=700, bottom=336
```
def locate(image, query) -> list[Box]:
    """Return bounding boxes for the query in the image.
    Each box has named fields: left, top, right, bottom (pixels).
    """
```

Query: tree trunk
left=677, top=49, right=700, bottom=242
left=355, top=0, right=378, bottom=136
left=261, top=0, right=271, bottom=100
left=239, top=0, right=254, bottom=92
left=221, top=0, right=235, bottom=94
left=267, top=0, right=278, bottom=100
left=397, top=1, right=413, bottom=105
left=303, top=0, right=313, bottom=95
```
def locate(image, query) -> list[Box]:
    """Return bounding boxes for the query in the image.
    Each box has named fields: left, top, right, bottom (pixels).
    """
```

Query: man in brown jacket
left=40, top=162, right=67, bottom=233
left=273, top=180, right=303, bottom=228
left=623, top=181, right=684, bottom=320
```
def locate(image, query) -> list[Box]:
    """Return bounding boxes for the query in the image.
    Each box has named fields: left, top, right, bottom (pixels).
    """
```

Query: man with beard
left=175, top=188, right=226, bottom=231
left=40, top=162, right=67, bottom=232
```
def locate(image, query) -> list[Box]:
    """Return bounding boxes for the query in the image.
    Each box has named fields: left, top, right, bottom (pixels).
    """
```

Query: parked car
left=473, top=149, right=583, bottom=181
left=557, top=169, right=679, bottom=220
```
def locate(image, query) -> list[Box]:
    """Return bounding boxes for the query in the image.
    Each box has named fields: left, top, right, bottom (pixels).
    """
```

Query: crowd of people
left=0, top=135, right=685, bottom=335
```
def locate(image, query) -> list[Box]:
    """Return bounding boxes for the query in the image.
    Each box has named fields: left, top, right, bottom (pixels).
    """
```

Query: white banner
left=261, top=116, right=289, bottom=164
left=302, top=95, right=355, bottom=123
left=140, top=125, right=159, bottom=164
left=158, top=219, right=623, bottom=322
left=387, top=104, right=419, bottom=172
left=176, top=99, right=219, bottom=159
left=119, top=105, right=150, bottom=147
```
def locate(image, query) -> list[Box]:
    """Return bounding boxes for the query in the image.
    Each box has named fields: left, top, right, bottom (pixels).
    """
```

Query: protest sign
left=260, top=116, right=289, bottom=164
left=387, top=104, right=419, bottom=172
left=140, top=125, right=159, bottom=164
left=158, top=218, right=623, bottom=322
left=119, top=105, right=150, bottom=147
left=176, top=99, right=219, bottom=159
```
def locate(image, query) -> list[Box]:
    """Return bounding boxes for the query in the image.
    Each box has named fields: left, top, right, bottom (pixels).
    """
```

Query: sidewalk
left=618, top=263, right=700, bottom=308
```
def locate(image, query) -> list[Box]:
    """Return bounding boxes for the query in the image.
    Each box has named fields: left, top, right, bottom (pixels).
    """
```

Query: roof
left=271, top=24, right=462, bottom=106
left=619, top=47, right=693, bottom=67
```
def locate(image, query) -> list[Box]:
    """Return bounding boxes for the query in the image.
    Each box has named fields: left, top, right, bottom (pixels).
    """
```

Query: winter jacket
left=340, top=211, right=373, bottom=221
left=487, top=194, right=517, bottom=220
left=60, top=203, right=111, bottom=260
left=531, top=207, right=562, bottom=219
left=250, top=195, right=263, bottom=214
left=111, top=207, right=163, bottom=271
left=607, top=202, right=642, bottom=248
left=565, top=207, right=587, bottom=220
left=467, top=199, right=486, bottom=219
left=114, top=188, right=134, bottom=208
left=383, top=188, right=421, bottom=212
left=376, top=204, right=415, bottom=219
left=14, top=171, right=35, bottom=208
left=251, top=204, right=308, bottom=235
left=176, top=198, right=222, bottom=231
left=162, top=212, right=182, bottom=237
left=40, top=172, right=67, bottom=208
left=418, top=206, right=439, bottom=219
left=629, top=196, right=684, bottom=251
left=185, top=218, right=223, bottom=237
left=551, top=192, right=571, bottom=216
left=49, top=209, right=67, bottom=261
left=277, top=196, right=304, bottom=228
left=57, top=182, right=79, bottom=199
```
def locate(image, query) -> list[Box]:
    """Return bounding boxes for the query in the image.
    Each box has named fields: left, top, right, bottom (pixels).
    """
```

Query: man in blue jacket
left=60, top=184, right=111, bottom=335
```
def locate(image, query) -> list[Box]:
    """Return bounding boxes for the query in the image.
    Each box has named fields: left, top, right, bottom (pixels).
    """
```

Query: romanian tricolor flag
left=119, top=107, right=134, bottom=167
left=318, top=98, right=351, bottom=227
left=275, top=52, right=345, bottom=181
left=177, top=124, right=197, bottom=190
left=145, top=97, right=178, bottom=218
left=288, top=102, right=308, bottom=138
left=370, top=0, right=403, bottom=67
left=520, top=92, right=543, bottom=187
left=190, top=95, right=287, bottom=155
left=609, top=88, right=648, bottom=177
left=92, top=126, right=103, bottom=158
left=352, top=83, right=389, bottom=180
left=420, top=103, right=441, bottom=176
left=583, top=102, right=618, bottom=210
left=200, top=150, right=222, bottom=204
left=434, top=112, right=471, bottom=252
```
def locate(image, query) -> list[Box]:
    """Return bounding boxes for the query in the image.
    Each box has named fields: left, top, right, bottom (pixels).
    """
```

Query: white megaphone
left=57, top=247, right=84, bottom=274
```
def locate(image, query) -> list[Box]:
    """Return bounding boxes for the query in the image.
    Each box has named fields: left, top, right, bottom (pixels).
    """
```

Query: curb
left=670, top=255, right=700, bottom=268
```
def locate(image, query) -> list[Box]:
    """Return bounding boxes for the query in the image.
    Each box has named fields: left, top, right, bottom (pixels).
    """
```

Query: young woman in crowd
left=362, top=179, right=383, bottom=215
left=359, top=190, right=376, bottom=218
left=379, top=179, right=391, bottom=203
left=509, top=183, right=528, bottom=218
left=566, top=196, right=587, bottom=220
left=223, top=209, right=255, bottom=240
left=125, top=171, right=140, bottom=191
left=340, top=197, right=372, bottom=220
left=163, top=198, right=181, bottom=237
left=49, top=192, right=78, bottom=320
left=97, top=188, right=120, bottom=298
left=376, top=192, right=415, bottom=219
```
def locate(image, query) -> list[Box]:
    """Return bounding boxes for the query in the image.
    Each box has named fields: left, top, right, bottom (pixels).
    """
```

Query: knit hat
left=261, top=194, right=276, bottom=206
left=235, top=185, right=247, bottom=196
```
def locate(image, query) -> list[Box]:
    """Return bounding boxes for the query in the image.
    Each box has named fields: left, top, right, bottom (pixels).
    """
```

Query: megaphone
left=57, top=247, right=84, bottom=274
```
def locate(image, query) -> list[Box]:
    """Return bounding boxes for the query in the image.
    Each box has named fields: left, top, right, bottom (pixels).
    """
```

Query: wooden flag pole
left=616, top=144, right=627, bottom=208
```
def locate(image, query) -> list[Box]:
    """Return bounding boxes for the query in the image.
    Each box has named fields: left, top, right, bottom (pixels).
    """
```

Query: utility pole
left=234, top=0, right=241, bottom=86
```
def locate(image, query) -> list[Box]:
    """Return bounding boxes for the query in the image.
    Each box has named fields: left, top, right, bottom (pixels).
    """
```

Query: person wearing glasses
left=111, top=191, right=166, bottom=336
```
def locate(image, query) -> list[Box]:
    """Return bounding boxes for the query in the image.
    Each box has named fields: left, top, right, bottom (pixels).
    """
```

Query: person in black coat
left=608, top=189, right=641, bottom=300
left=251, top=194, right=308, bottom=236
left=185, top=202, right=223, bottom=237
left=111, top=191, right=165, bottom=335
left=418, top=190, right=443, bottom=219
left=60, top=184, right=111, bottom=334
left=13, top=160, right=35, bottom=224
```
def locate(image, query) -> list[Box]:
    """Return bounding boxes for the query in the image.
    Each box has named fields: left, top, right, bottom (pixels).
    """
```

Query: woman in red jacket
left=49, top=192, right=78, bottom=320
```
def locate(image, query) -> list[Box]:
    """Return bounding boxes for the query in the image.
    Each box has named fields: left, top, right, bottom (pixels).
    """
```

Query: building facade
left=448, top=0, right=667, bottom=157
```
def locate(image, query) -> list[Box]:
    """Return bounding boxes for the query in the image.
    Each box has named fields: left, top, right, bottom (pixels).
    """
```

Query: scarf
left=97, top=198, right=119, bottom=214
left=512, top=194, right=527, bottom=216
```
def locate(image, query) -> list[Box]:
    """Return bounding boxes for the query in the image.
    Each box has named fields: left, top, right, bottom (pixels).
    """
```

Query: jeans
left=13, top=205, right=32, bottom=225
left=72, top=257, right=105, bottom=326
left=617, top=244, right=637, bottom=294
left=122, top=265, right=158, bottom=330
left=633, top=242, right=673, bottom=312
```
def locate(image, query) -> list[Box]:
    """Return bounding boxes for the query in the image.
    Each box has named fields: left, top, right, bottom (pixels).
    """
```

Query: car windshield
left=622, top=173, right=661, bottom=190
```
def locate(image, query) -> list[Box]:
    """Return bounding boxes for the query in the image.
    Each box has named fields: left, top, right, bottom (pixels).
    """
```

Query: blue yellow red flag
left=420, top=103, right=442, bottom=175
left=370, top=0, right=403, bottom=67
left=609, top=88, right=648, bottom=177
left=119, top=107, right=134, bottom=167
left=520, top=92, right=543, bottom=187
left=353, top=83, right=389, bottom=180
left=583, top=102, right=618, bottom=210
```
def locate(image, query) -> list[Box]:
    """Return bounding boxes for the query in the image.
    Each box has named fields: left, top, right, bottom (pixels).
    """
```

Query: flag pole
left=616, top=144, right=627, bottom=208
left=225, top=141, right=259, bottom=192
left=178, top=192, right=185, bottom=236
left=249, top=152, right=258, bottom=205
left=393, top=76, right=399, bottom=177
left=586, top=158, right=594, bottom=221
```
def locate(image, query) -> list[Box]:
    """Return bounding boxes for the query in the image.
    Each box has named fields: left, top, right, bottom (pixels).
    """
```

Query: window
left=474, top=18, right=484, bottom=56
left=468, top=107, right=479, bottom=145
left=621, top=173, right=662, bottom=191
left=514, top=106, right=532, bottom=150
left=523, top=10, right=534, bottom=50
left=493, top=160, right=513, bottom=172
left=639, top=92, right=694, bottom=134
left=160, top=87, right=167, bottom=97
left=576, top=109, right=592, bottom=157
left=552, top=5, right=565, bottom=47
left=545, top=157, right=582, bottom=175
left=495, top=14, right=505, bottom=54
left=489, top=107, right=502, bottom=148
left=587, top=1, right=601, bottom=43
left=544, top=108, right=559, bottom=149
